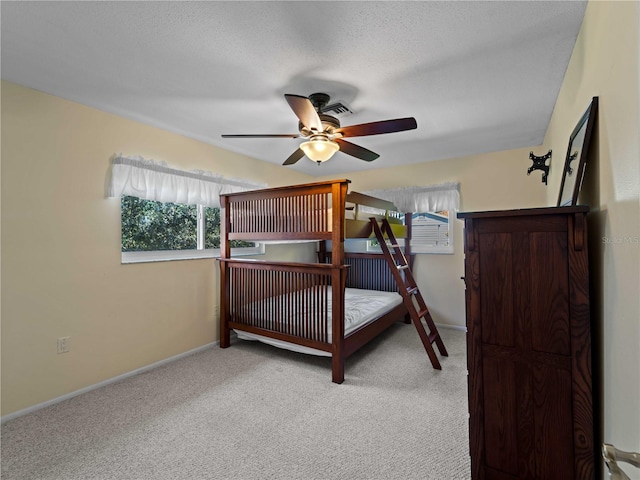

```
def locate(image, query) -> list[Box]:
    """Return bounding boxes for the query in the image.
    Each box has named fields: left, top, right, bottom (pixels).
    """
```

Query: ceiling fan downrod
left=308, top=92, right=331, bottom=112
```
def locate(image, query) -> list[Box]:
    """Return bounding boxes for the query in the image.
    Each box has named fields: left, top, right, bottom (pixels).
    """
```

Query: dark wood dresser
left=457, top=207, right=594, bottom=479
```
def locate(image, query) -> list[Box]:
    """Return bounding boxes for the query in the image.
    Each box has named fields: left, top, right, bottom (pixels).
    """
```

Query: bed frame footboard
left=219, top=258, right=350, bottom=382
left=219, top=254, right=409, bottom=383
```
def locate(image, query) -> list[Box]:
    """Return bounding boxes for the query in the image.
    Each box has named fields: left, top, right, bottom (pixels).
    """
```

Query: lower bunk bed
left=235, top=287, right=403, bottom=357
left=218, top=179, right=421, bottom=383
left=218, top=254, right=411, bottom=383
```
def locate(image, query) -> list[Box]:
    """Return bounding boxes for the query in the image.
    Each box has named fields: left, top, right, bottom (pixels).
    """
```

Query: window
left=120, top=196, right=263, bottom=263
left=410, top=211, right=453, bottom=254
left=108, top=154, right=267, bottom=263
left=362, top=182, right=459, bottom=255
left=121, top=196, right=197, bottom=251
left=367, top=210, right=454, bottom=255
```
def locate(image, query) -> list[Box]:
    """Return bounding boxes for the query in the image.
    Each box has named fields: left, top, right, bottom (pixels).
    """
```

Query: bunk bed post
left=403, top=212, right=413, bottom=324
left=332, top=267, right=347, bottom=383
left=404, top=212, right=413, bottom=268
left=331, top=181, right=348, bottom=266
left=330, top=181, right=348, bottom=383
left=219, top=195, right=231, bottom=349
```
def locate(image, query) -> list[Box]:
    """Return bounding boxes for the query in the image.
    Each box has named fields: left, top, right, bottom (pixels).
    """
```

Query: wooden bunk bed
left=218, top=179, right=437, bottom=383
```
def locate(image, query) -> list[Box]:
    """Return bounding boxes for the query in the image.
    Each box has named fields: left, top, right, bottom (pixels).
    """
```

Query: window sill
left=121, top=246, right=265, bottom=264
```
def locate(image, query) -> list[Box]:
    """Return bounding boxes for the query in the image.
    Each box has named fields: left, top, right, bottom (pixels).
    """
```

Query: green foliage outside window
left=121, top=196, right=196, bottom=251
left=203, top=206, right=221, bottom=249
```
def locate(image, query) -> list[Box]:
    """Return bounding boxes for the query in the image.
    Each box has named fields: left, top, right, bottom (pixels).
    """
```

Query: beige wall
left=320, top=146, right=548, bottom=329
left=541, top=0, right=640, bottom=467
left=1, top=81, right=314, bottom=416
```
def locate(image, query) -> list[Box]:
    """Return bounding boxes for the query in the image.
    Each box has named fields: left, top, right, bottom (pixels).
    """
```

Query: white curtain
left=365, top=182, right=460, bottom=213
left=107, top=154, right=266, bottom=207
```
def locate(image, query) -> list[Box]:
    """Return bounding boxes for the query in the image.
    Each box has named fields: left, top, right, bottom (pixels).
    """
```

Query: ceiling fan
left=222, top=93, right=417, bottom=165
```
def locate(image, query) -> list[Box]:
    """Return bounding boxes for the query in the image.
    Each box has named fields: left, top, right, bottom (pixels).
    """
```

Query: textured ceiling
left=1, top=1, right=587, bottom=177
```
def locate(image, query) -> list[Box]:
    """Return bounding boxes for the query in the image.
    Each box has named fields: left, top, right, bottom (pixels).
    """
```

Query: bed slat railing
left=231, top=193, right=329, bottom=236
left=225, top=260, right=345, bottom=347
left=222, top=181, right=350, bottom=242
left=344, top=254, right=397, bottom=292
left=319, top=252, right=414, bottom=293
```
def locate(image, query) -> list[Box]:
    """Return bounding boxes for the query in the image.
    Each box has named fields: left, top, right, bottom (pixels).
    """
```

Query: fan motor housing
left=319, top=114, right=340, bottom=129
left=299, top=114, right=340, bottom=137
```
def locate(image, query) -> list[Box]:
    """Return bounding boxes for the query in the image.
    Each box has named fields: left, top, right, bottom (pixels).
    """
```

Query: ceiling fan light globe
left=300, top=139, right=339, bottom=163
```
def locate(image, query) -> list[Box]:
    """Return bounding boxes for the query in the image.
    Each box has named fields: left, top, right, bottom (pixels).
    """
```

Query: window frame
left=409, top=211, right=454, bottom=254
left=366, top=210, right=455, bottom=255
left=120, top=198, right=264, bottom=264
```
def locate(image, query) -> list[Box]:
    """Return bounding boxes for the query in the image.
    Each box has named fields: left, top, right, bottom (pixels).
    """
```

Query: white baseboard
left=1, top=342, right=217, bottom=424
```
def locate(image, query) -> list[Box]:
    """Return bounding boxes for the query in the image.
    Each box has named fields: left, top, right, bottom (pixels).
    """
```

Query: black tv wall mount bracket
left=527, top=149, right=552, bottom=185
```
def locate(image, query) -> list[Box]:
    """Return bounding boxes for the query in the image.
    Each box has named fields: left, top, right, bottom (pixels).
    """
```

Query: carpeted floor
left=1, top=324, right=470, bottom=480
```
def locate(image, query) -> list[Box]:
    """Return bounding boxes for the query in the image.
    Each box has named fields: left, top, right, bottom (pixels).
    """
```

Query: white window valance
left=107, top=154, right=266, bottom=208
left=364, top=182, right=460, bottom=213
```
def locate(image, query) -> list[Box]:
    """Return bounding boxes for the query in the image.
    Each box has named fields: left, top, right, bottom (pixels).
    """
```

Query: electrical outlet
left=57, top=336, right=71, bottom=354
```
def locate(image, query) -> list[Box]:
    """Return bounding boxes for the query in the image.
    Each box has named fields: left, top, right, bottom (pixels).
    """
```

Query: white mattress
left=235, top=287, right=402, bottom=357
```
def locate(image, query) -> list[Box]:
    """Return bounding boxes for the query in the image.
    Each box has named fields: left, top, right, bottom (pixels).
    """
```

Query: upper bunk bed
left=217, top=179, right=415, bottom=383
left=219, top=178, right=408, bottom=253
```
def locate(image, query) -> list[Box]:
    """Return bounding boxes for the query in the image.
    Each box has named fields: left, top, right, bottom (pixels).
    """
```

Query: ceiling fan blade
left=335, top=117, right=417, bottom=138
left=222, top=134, right=300, bottom=138
left=284, top=94, right=323, bottom=132
left=283, top=148, right=305, bottom=166
left=335, top=139, right=379, bottom=162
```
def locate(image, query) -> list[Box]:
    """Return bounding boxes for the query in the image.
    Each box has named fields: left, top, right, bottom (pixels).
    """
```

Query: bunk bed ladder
left=370, top=217, right=448, bottom=369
